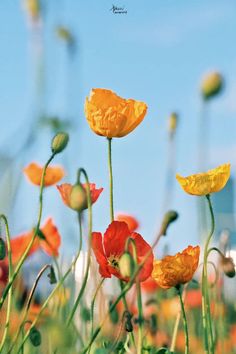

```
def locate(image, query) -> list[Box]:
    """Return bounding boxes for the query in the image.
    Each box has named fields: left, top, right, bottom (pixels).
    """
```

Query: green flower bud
left=201, top=71, right=224, bottom=100
left=51, top=132, right=69, bottom=154
left=69, top=183, right=87, bottom=211
left=119, top=252, right=135, bottom=278
left=168, top=112, right=178, bottom=138
left=29, top=327, right=42, bottom=347
left=47, top=266, right=57, bottom=284
left=160, top=210, right=178, bottom=236
left=0, top=238, right=6, bottom=260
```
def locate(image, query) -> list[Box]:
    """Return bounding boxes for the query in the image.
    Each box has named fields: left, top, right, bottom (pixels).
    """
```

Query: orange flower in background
left=185, top=289, right=202, bottom=308
left=92, top=221, right=153, bottom=282
left=10, top=218, right=61, bottom=264
left=152, top=246, right=200, bottom=289
left=57, top=183, right=103, bottom=211
left=24, top=162, right=65, bottom=186
left=85, top=88, right=147, bottom=138
left=116, top=213, right=139, bottom=233
left=176, top=163, right=230, bottom=196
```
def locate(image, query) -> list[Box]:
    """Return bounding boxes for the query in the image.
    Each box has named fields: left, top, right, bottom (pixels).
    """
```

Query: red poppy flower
left=57, top=183, right=103, bottom=211
left=116, top=213, right=139, bottom=233
left=92, top=221, right=153, bottom=282
left=24, top=162, right=65, bottom=186
left=10, top=218, right=61, bottom=264
left=185, top=289, right=202, bottom=308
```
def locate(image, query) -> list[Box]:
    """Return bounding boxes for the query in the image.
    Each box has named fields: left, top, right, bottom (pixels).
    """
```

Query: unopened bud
left=221, top=256, right=235, bottom=278
left=47, top=265, right=57, bottom=284
left=0, top=238, right=6, bottom=260
left=56, top=26, right=74, bottom=43
left=168, top=112, right=178, bottom=138
left=69, top=183, right=87, bottom=211
left=119, top=252, right=135, bottom=278
left=160, top=210, right=179, bottom=236
left=200, top=71, right=224, bottom=100
left=51, top=132, right=69, bottom=154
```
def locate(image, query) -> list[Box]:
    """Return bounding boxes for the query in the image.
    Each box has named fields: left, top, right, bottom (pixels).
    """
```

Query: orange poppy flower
left=92, top=221, right=153, bottom=282
left=116, top=214, right=139, bottom=233
left=24, top=162, right=65, bottom=186
left=85, top=88, right=147, bottom=138
left=10, top=218, right=61, bottom=264
left=57, top=183, right=103, bottom=211
left=152, top=246, right=200, bottom=289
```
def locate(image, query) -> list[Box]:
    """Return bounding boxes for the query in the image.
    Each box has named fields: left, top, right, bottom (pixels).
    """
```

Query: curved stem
left=177, top=286, right=189, bottom=354
left=201, top=194, right=215, bottom=354
left=107, top=138, right=114, bottom=221
left=66, top=168, right=92, bottom=326
left=0, top=215, right=13, bottom=352
left=0, top=154, right=55, bottom=309
left=90, top=278, right=105, bottom=337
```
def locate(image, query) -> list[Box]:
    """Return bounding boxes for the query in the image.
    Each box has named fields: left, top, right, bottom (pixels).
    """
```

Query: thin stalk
left=107, top=138, right=114, bottom=221
left=90, top=278, right=105, bottom=336
left=0, top=154, right=55, bottom=309
left=177, top=286, right=189, bottom=354
left=66, top=168, right=92, bottom=326
left=0, top=215, right=13, bottom=352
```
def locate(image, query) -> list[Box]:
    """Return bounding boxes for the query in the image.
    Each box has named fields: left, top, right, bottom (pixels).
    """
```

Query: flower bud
left=69, top=184, right=87, bottom=211
left=47, top=265, right=57, bottom=284
left=168, top=112, right=178, bottom=138
left=200, top=71, right=224, bottom=100
left=51, top=132, right=69, bottom=154
left=56, top=26, right=74, bottom=43
left=29, top=327, right=41, bottom=347
left=160, top=210, right=179, bottom=236
left=0, top=238, right=6, bottom=260
left=221, top=256, right=235, bottom=278
left=119, top=252, right=135, bottom=278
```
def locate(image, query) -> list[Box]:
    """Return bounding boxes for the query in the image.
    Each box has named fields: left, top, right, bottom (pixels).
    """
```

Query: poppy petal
left=39, top=218, right=61, bottom=257
left=103, top=221, right=130, bottom=258
left=10, top=232, right=40, bottom=264
left=92, top=232, right=111, bottom=278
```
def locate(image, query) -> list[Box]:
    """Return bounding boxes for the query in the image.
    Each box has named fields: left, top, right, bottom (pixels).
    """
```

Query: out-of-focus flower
left=24, top=163, right=65, bottom=187
left=176, top=331, right=203, bottom=354
left=56, top=26, right=74, bottom=44
left=176, top=164, right=230, bottom=196
left=85, top=88, right=147, bottom=138
left=152, top=246, right=200, bottom=289
left=160, top=297, right=180, bottom=319
left=200, top=71, right=224, bottom=100
left=92, top=221, right=153, bottom=282
left=23, top=0, right=41, bottom=23
left=220, top=256, right=236, bottom=278
left=116, top=214, right=139, bottom=233
left=141, top=276, right=159, bottom=293
left=168, top=112, right=178, bottom=138
left=10, top=218, right=61, bottom=264
left=57, top=183, right=103, bottom=211
left=185, top=289, right=202, bottom=308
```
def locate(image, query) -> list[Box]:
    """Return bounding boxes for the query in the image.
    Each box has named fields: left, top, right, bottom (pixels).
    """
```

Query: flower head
left=10, top=218, right=61, bottom=264
left=176, top=163, right=230, bottom=196
left=57, top=183, right=103, bottom=211
left=24, top=163, right=65, bottom=187
left=85, top=88, right=147, bottom=138
left=116, top=213, right=139, bottom=233
left=200, top=71, right=224, bottom=100
left=152, top=245, right=200, bottom=289
left=92, top=221, right=153, bottom=282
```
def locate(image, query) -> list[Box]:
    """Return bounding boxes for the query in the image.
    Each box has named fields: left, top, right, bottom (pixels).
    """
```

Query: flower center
left=108, top=254, right=120, bottom=270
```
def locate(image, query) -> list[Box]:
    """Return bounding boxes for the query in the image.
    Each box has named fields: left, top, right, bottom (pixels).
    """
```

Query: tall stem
left=0, top=215, right=13, bottom=351
left=177, top=286, right=189, bottom=354
left=107, top=138, right=114, bottom=221
left=0, top=154, right=55, bottom=309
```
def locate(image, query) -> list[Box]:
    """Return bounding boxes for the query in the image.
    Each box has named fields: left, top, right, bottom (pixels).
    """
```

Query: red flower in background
left=10, top=218, right=61, bottom=264
left=116, top=213, right=139, bottom=233
left=24, top=162, right=65, bottom=186
left=185, top=289, right=202, bottom=308
left=141, top=276, right=159, bottom=293
left=92, top=221, right=153, bottom=282
left=57, top=183, right=103, bottom=211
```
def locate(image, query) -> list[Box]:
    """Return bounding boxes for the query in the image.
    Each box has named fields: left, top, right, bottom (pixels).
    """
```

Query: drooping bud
left=29, top=327, right=42, bottom=347
left=168, top=112, right=178, bottom=138
left=0, top=238, right=6, bottom=260
left=47, top=265, right=57, bottom=284
left=51, top=132, right=69, bottom=154
left=160, top=210, right=178, bottom=236
left=69, top=183, right=87, bottom=211
left=119, top=252, right=135, bottom=278
left=221, top=256, right=235, bottom=278
left=200, top=71, right=224, bottom=100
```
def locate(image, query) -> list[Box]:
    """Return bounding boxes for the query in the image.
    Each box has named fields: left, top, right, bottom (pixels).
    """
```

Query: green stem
left=66, top=168, right=92, bottom=326
left=202, top=194, right=215, bottom=354
left=0, top=154, right=55, bottom=309
left=0, top=215, right=13, bottom=352
left=177, top=286, right=189, bottom=354
left=107, top=138, right=114, bottom=221
left=90, top=278, right=105, bottom=337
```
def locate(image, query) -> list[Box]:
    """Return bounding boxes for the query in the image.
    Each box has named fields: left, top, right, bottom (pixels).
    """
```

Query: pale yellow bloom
left=176, top=163, right=230, bottom=196
left=85, top=88, right=147, bottom=138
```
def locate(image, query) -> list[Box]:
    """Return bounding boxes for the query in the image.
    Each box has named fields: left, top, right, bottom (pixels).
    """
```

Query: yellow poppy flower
left=176, top=163, right=230, bottom=196
left=84, top=88, right=147, bottom=138
left=152, top=246, right=200, bottom=289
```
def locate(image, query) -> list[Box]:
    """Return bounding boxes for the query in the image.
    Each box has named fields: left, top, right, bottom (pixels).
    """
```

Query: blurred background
left=0, top=0, right=236, bottom=263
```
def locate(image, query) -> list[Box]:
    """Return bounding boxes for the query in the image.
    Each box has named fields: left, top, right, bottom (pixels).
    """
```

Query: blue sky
left=0, top=0, right=236, bottom=257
